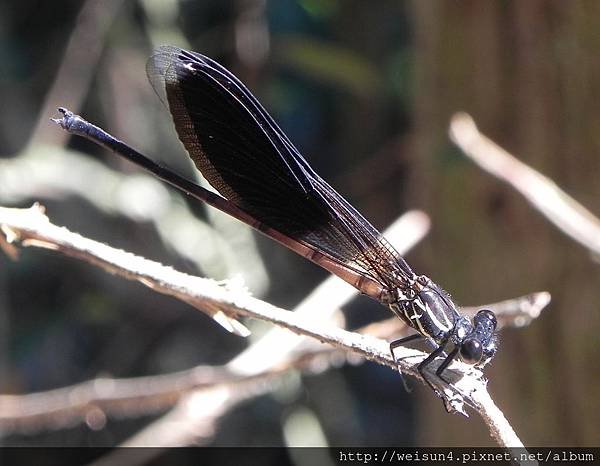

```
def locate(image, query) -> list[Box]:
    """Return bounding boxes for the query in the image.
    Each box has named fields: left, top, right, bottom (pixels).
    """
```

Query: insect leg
left=417, top=340, right=448, bottom=395
left=389, top=334, right=423, bottom=392
left=390, top=333, right=423, bottom=353
left=436, top=346, right=459, bottom=385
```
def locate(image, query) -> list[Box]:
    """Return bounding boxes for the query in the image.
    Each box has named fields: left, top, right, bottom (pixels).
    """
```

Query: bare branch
left=0, top=365, right=233, bottom=434
left=463, top=291, right=551, bottom=329
left=0, top=342, right=347, bottom=435
left=2, top=293, right=551, bottom=439
left=0, top=210, right=429, bottom=436
left=0, top=205, right=427, bottom=381
left=450, top=113, right=600, bottom=257
left=0, top=204, right=527, bottom=448
left=362, top=291, right=550, bottom=344
left=0, top=203, right=250, bottom=336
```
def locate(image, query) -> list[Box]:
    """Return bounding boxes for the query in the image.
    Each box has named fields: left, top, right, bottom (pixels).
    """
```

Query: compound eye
left=476, top=309, right=497, bottom=328
left=460, top=338, right=483, bottom=365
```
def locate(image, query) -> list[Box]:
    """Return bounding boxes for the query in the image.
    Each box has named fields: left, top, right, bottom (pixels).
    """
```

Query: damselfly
left=53, top=46, right=498, bottom=402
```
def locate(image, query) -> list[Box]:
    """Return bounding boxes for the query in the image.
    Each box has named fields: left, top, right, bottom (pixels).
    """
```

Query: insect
left=53, top=46, right=498, bottom=402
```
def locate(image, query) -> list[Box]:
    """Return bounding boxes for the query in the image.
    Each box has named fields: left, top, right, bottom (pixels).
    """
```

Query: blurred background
left=0, top=0, right=599, bottom=455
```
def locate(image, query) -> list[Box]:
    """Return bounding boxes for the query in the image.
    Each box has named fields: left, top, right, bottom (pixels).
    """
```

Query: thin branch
left=0, top=204, right=526, bottom=447
left=364, top=291, right=550, bottom=343
left=0, top=289, right=551, bottom=436
left=0, top=205, right=426, bottom=381
left=0, top=344, right=345, bottom=436
left=92, top=382, right=291, bottom=463
left=462, top=291, right=550, bottom=329
left=0, top=204, right=389, bottom=363
left=450, top=113, right=600, bottom=257
left=0, top=210, right=430, bottom=435
left=0, top=365, right=234, bottom=434
left=0, top=203, right=250, bottom=336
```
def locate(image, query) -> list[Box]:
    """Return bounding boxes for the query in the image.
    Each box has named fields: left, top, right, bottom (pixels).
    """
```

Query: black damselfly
left=53, top=46, right=498, bottom=402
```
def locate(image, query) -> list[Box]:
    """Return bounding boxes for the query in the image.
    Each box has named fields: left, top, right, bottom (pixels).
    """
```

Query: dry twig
left=450, top=113, right=600, bottom=257
left=0, top=289, right=549, bottom=438
left=0, top=209, right=430, bottom=439
left=0, top=204, right=533, bottom=449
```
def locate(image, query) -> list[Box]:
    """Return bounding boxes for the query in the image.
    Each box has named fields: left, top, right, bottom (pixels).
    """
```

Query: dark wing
left=147, top=46, right=415, bottom=290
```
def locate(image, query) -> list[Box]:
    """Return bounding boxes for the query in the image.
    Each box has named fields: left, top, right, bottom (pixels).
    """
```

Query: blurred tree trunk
left=409, top=0, right=600, bottom=446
